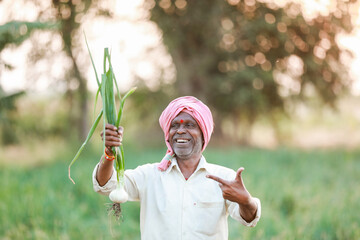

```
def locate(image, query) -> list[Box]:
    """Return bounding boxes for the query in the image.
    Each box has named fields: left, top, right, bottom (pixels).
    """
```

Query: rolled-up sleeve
left=92, top=163, right=151, bottom=201
left=227, top=197, right=261, bottom=227
left=92, top=163, right=117, bottom=196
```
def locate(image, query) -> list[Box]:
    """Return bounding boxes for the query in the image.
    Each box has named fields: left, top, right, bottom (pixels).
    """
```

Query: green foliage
left=0, top=19, right=58, bottom=144
left=0, top=0, right=113, bottom=140
left=145, top=0, right=355, bottom=141
left=3, top=95, right=73, bottom=143
left=0, top=21, right=60, bottom=51
left=206, top=148, right=360, bottom=239
left=0, top=146, right=359, bottom=239
left=0, top=21, right=60, bottom=73
left=1, top=0, right=356, bottom=145
left=0, top=86, right=25, bottom=144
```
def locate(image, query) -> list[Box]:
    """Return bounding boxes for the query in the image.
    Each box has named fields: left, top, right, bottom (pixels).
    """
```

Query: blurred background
left=0, top=0, right=359, bottom=239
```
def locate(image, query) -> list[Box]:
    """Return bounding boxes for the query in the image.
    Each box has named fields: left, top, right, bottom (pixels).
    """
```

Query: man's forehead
left=172, top=112, right=196, bottom=122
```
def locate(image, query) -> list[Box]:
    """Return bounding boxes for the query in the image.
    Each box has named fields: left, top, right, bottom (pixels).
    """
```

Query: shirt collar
left=165, top=155, right=209, bottom=174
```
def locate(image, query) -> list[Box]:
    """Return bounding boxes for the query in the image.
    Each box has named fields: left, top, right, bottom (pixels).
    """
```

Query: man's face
left=169, top=112, right=203, bottom=160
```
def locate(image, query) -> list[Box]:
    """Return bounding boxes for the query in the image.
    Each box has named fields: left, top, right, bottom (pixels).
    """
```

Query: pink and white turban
left=158, top=96, right=214, bottom=171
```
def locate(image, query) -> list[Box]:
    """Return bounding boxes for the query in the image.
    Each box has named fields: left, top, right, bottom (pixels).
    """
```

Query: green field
left=1, top=145, right=359, bottom=240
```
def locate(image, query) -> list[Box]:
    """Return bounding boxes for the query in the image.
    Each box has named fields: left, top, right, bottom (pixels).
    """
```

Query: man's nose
left=176, top=125, right=186, bottom=133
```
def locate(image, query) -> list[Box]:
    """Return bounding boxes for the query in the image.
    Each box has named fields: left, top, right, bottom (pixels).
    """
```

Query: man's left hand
left=207, top=167, right=258, bottom=222
left=206, top=167, right=252, bottom=205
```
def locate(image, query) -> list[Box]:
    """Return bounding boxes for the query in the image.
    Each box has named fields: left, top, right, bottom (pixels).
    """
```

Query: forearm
left=96, top=155, right=114, bottom=186
left=239, top=197, right=258, bottom=223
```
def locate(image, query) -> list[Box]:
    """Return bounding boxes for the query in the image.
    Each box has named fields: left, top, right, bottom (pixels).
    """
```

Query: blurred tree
left=0, top=86, right=25, bottom=144
left=0, top=21, right=59, bottom=49
left=0, top=21, right=59, bottom=144
left=0, top=20, right=59, bottom=83
left=35, top=0, right=106, bottom=140
left=145, top=0, right=355, bottom=143
left=0, top=1, right=113, bottom=140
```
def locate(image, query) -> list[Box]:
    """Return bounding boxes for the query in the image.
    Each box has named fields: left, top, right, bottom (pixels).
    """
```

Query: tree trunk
left=73, top=58, right=88, bottom=140
left=68, top=47, right=88, bottom=140
left=78, top=78, right=88, bottom=140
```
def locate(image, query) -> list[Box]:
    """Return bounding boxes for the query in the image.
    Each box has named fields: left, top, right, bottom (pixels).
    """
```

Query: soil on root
left=107, top=203, right=123, bottom=221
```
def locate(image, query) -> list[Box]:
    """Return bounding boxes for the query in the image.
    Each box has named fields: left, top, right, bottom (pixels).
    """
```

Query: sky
left=0, top=0, right=360, bottom=94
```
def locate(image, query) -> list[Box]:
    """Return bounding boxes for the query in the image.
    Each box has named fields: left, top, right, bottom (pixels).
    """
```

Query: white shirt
left=92, top=156, right=261, bottom=240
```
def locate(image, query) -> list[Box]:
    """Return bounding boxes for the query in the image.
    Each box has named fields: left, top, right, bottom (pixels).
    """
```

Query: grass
left=0, top=143, right=359, bottom=239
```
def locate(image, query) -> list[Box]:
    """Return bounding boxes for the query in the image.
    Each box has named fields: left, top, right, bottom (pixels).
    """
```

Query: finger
left=101, top=127, right=118, bottom=138
left=105, top=123, right=117, bottom=131
left=105, top=140, right=122, bottom=148
left=235, top=167, right=245, bottom=182
left=103, top=135, right=121, bottom=142
left=105, top=129, right=121, bottom=137
left=102, top=136, right=122, bottom=147
left=206, top=174, right=228, bottom=185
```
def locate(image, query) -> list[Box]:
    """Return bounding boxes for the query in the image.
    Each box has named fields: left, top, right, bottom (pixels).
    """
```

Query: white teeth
left=176, top=139, right=188, bottom=143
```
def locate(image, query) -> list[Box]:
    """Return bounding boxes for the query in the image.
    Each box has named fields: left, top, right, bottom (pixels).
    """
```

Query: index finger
left=206, top=174, right=228, bottom=185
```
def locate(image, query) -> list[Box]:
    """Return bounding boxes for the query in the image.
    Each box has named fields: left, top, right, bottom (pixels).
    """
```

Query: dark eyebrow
left=171, top=119, right=179, bottom=124
left=170, top=121, right=178, bottom=125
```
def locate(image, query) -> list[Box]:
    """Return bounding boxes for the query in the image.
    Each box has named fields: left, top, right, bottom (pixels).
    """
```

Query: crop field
left=1, top=145, right=359, bottom=239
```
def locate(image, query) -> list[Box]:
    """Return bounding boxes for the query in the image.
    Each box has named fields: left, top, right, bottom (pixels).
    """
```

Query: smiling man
left=93, top=96, right=261, bottom=240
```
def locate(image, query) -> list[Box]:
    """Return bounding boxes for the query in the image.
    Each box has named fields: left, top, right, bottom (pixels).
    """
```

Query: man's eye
left=171, top=123, right=179, bottom=128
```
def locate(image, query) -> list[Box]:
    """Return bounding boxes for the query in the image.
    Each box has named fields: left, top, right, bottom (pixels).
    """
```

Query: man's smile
left=175, top=138, right=190, bottom=143
left=173, top=137, right=192, bottom=148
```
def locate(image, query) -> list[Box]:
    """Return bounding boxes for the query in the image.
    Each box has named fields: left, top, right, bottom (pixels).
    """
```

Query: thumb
left=235, top=167, right=245, bottom=183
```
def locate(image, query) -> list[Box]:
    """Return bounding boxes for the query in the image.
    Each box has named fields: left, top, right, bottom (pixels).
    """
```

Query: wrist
left=238, top=196, right=254, bottom=207
left=104, top=148, right=115, bottom=161
left=105, top=147, right=114, bottom=156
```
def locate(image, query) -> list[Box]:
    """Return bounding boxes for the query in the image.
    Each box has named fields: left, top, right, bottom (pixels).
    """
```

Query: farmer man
left=93, top=96, right=261, bottom=240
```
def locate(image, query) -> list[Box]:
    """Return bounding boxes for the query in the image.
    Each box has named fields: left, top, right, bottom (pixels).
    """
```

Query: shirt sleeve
left=92, top=162, right=152, bottom=202
left=124, top=164, right=152, bottom=201
left=92, top=163, right=117, bottom=196
left=227, top=197, right=261, bottom=227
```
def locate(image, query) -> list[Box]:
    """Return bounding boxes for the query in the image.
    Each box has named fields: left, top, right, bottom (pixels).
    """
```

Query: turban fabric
left=158, top=96, right=214, bottom=171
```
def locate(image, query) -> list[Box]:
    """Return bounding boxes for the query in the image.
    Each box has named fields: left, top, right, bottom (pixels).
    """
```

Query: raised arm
left=96, top=123, right=123, bottom=186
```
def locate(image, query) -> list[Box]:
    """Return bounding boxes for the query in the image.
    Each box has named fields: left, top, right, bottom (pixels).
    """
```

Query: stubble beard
left=173, top=140, right=202, bottom=161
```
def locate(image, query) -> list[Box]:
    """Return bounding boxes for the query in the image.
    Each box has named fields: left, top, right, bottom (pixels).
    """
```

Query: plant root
left=107, top=203, right=123, bottom=221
